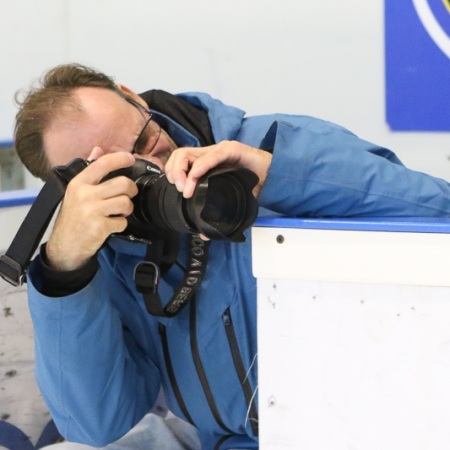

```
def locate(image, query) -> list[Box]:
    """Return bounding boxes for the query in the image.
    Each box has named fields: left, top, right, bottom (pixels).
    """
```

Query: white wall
left=1, top=0, right=450, bottom=185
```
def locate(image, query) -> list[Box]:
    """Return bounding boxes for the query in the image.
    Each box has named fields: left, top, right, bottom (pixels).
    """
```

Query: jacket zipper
left=222, top=307, right=259, bottom=437
left=190, top=297, right=234, bottom=434
left=160, top=302, right=258, bottom=441
left=158, top=323, right=196, bottom=426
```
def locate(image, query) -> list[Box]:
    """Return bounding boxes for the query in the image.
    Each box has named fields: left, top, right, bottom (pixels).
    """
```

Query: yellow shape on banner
left=444, top=0, right=450, bottom=14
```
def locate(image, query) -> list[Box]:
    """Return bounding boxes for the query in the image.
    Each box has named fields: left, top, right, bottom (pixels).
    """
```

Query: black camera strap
left=133, top=90, right=215, bottom=317
left=134, top=234, right=210, bottom=317
left=0, top=159, right=91, bottom=286
left=0, top=176, right=67, bottom=286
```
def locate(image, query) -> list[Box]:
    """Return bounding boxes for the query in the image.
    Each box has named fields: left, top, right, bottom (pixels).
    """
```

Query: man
left=14, top=63, right=450, bottom=450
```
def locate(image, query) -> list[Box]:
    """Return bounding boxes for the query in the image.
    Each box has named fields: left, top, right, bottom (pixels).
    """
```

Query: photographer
left=13, top=63, right=450, bottom=450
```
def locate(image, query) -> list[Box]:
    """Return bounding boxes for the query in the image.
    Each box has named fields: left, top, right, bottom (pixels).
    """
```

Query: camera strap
left=134, top=234, right=210, bottom=317
left=0, top=159, right=93, bottom=286
left=132, top=90, right=214, bottom=316
left=0, top=176, right=67, bottom=286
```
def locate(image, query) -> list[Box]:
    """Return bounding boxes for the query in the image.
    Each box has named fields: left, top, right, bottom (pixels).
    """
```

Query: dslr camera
left=56, top=157, right=259, bottom=242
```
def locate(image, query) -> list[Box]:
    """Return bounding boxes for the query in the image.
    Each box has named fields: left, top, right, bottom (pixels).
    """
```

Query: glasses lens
left=131, top=105, right=161, bottom=155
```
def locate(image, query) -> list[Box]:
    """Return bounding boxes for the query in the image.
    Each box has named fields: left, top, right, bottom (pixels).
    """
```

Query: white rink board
left=253, top=220, right=450, bottom=450
left=252, top=225, right=450, bottom=287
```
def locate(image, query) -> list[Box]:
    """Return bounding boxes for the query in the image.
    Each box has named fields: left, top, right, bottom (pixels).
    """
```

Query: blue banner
left=385, top=0, right=450, bottom=130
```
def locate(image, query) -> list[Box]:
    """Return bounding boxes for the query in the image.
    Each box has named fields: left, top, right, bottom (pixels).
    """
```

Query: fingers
left=94, top=175, right=139, bottom=202
left=65, top=152, right=139, bottom=210
left=182, top=145, right=236, bottom=198
left=164, top=141, right=272, bottom=198
left=97, top=193, right=136, bottom=218
left=79, top=151, right=136, bottom=185
left=46, top=151, right=139, bottom=271
left=165, top=142, right=239, bottom=198
left=87, top=146, right=105, bottom=161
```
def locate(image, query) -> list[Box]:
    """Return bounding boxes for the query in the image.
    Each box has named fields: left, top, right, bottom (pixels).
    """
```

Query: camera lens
left=200, top=173, right=247, bottom=237
left=125, top=159, right=258, bottom=242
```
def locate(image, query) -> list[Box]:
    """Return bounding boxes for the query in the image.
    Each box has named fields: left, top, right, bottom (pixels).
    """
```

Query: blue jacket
left=27, top=93, right=450, bottom=449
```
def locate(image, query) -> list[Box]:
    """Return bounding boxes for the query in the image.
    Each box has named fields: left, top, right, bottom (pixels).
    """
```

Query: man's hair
left=14, top=63, right=122, bottom=180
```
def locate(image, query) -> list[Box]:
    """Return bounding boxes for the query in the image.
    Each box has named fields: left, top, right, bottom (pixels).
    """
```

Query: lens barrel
left=126, top=159, right=258, bottom=242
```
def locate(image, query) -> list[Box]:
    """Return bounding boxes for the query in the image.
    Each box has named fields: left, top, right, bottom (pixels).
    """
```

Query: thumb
left=87, top=146, right=106, bottom=161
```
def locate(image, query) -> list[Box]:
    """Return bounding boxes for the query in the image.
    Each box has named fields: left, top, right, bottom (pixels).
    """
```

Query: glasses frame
left=125, top=97, right=161, bottom=155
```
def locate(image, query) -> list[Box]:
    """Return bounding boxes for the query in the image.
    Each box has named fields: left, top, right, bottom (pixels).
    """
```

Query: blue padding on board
left=254, top=216, right=450, bottom=234
left=0, top=189, right=38, bottom=208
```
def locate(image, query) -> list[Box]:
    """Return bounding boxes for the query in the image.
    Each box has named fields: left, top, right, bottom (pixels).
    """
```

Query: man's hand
left=46, top=151, right=138, bottom=271
left=164, top=141, right=272, bottom=198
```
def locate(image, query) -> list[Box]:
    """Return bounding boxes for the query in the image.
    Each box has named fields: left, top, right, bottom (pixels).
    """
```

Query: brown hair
left=14, top=63, right=122, bottom=180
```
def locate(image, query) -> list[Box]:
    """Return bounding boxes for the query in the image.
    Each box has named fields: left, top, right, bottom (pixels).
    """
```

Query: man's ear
left=116, top=84, right=148, bottom=107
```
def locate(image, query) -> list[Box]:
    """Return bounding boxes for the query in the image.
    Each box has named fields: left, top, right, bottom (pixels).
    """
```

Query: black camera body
left=56, top=158, right=259, bottom=242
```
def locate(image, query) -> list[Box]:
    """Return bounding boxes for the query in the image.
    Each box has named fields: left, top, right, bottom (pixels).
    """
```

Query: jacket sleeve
left=26, top=253, right=161, bottom=446
left=254, top=117, right=450, bottom=217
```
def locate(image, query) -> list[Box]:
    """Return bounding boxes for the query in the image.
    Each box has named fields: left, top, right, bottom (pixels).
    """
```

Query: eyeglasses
left=125, top=97, right=162, bottom=155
